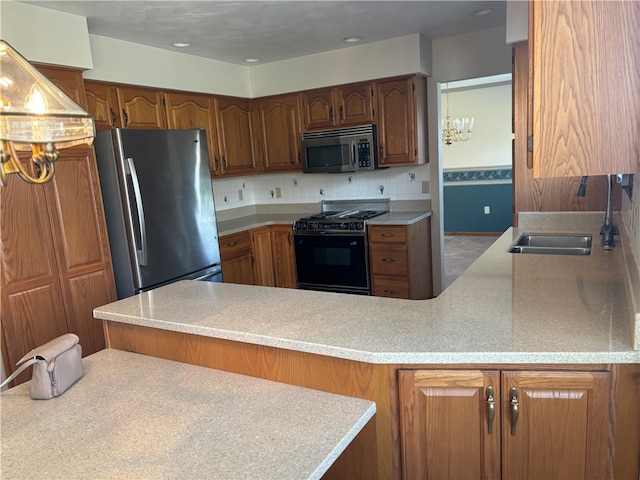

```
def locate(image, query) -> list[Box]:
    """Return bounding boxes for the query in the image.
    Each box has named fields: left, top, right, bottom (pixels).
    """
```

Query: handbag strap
left=0, top=358, right=39, bottom=390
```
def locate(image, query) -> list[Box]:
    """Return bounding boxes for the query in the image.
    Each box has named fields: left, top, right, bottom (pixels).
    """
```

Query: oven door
left=294, top=232, right=370, bottom=294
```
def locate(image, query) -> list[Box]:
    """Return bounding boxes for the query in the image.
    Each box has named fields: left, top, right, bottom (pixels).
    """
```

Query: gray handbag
left=0, top=333, right=83, bottom=399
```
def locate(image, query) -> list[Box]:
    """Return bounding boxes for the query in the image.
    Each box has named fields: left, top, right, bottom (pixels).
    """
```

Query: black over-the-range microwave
left=300, top=124, right=385, bottom=173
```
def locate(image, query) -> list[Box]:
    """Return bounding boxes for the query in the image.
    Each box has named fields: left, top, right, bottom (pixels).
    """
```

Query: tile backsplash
left=212, top=164, right=430, bottom=211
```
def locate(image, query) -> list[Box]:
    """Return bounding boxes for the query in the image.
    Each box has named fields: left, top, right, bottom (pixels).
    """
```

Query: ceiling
left=21, top=1, right=507, bottom=65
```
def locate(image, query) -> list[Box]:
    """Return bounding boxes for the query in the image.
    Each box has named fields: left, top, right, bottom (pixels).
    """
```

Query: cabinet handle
left=287, top=233, right=292, bottom=246
left=383, top=289, right=397, bottom=295
left=526, top=136, right=533, bottom=169
left=226, top=241, right=238, bottom=247
left=382, top=258, right=395, bottom=263
left=214, top=157, right=220, bottom=172
left=339, top=105, right=344, bottom=120
left=379, top=144, right=384, bottom=158
left=486, top=386, right=495, bottom=434
left=510, top=387, right=519, bottom=436
left=109, top=108, right=116, bottom=126
left=381, top=233, right=394, bottom=237
left=223, top=156, right=228, bottom=168
left=122, top=109, right=129, bottom=127
left=329, top=106, right=334, bottom=122
left=250, top=252, right=255, bottom=267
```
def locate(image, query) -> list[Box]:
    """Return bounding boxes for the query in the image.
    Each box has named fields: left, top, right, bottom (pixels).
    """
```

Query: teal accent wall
left=444, top=183, right=513, bottom=233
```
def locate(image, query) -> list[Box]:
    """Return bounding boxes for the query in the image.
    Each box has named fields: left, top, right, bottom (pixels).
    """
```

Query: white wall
left=85, top=35, right=251, bottom=97
left=250, top=34, right=431, bottom=97
left=442, top=83, right=513, bottom=170
left=0, top=0, right=93, bottom=68
left=506, top=0, right=528, bottom=44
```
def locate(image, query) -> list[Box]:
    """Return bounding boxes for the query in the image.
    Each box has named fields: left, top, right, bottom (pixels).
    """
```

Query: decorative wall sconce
left=0, top=40, right=95, bottom=186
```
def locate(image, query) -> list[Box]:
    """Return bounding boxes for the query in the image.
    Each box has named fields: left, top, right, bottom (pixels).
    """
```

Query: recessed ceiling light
left=172, top=42, right=191, bottom=48
left=343, top=36, right=363, bottom=43
left=244, top=58, right=260, bottom=63
left=471, top=8, right=493, bottom=16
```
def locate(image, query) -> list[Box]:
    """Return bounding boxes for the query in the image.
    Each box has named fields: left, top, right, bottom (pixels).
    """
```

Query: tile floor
left=443, top=235, right=500, bottom=289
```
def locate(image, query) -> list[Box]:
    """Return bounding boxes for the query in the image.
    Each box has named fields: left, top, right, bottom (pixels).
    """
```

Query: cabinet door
left=301, top=88, right=336, bottom=130
left=42, top=147, right=117, bottom=357
left=376, top=77, right=417, bottom=166
left=220, top=232, right=255, bottom=285
left=0, top=170, right=69, bottom=385
left=84, top=81, right=121, bottom=130
left=116, top=86, right=167, bottom=129
left=215, top=98, right=258, bottom=176
left=165, top=92, right=220, bottom=177
left=512, top=42, right=621, bottom=222
left=35, top=64, right=88, bottom=109
left=271, top=225, right=297, bottom=288
left=502, top=370, right=613, bottom=479
left=336, top=82, right=375, bottom=127
left=251, top=226, right=275, bottom=287
left=257, top=95, right=302, bottom=172
left=399, top=369, right=501, bottom=480
left=531, top=1, right=640, bottom=177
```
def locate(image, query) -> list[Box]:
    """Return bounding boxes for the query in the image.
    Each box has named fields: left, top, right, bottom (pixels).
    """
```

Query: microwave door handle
left=351, top=140, right=357, bottom=168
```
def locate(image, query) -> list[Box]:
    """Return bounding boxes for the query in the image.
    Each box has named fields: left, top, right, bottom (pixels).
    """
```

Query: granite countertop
left=0, top=349, right=375, bottom=480
left=95, top=213, right=640, bottom=365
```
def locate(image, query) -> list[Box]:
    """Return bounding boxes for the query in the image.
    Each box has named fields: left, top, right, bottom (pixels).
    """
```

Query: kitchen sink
left=508, top=233, right=592, bottom=256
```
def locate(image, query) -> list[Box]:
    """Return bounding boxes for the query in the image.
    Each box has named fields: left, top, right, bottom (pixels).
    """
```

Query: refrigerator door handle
left=126, top=157, right=148, bottom=267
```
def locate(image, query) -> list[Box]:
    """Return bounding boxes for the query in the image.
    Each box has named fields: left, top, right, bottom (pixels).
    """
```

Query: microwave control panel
left=357, top=139, right=372, bottom=169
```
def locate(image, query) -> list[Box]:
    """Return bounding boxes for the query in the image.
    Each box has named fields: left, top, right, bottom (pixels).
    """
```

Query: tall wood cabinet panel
left=215, top=97, right=259, bottom=176
left=251, top=226, right=275, bottom=287
left=530, top=0, right=640, bottom=177
left=256, top=94, right=302, bottom=172
left=376, top=76, right=427, bottom=166
left=165, top=92, right=220, bottom=176
left=512, top=42, right=621, bottom=224
left=1, top=67, right=116, bottom=385
left=399, top=368, right=613, bottom=480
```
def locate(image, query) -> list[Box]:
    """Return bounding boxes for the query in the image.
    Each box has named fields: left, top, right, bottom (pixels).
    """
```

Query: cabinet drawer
left=370, top=244, right=409, bottom=276
left=372, top=276, right=410, bottom=299
left=220, top=231, right=252, bottom=259
left=369, top=225, right=408, bottom=243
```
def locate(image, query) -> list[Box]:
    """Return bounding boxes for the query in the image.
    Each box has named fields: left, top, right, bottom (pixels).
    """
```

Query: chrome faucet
left=576, top=175, right=618, bottom=249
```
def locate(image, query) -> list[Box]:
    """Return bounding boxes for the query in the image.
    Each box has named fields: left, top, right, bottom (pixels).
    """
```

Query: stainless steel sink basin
left=508, top=233, right=592, bottom=256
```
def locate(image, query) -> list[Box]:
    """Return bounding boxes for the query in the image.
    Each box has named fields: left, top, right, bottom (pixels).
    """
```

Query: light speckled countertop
left=1, top=349, right=375, bottom=480
left=95, top=214, right=640, bottom=364
left=216, top=211, right=431, bottom=235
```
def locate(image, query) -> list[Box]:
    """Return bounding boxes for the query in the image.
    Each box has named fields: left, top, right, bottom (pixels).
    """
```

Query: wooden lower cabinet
left=369, top=218, right=432, bottom=299
left=220, top=225, right=296, bottom=288
left=399, top=368, right=614, bottom=480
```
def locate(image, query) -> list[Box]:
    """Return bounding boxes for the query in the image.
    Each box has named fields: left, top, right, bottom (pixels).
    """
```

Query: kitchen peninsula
left=95, top=213, right=640, bottom=479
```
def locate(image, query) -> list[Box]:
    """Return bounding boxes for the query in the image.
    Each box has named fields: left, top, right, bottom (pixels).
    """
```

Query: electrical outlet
left=484, top=206, right=491, bottom=215
left=238, top=189, right=243, bottom=201
left=275, top=187, right=282, bottom=198
left=422, top=181, right=429, bottom=194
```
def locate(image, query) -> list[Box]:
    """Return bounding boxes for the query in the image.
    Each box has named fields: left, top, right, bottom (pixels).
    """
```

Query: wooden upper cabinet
left=530, top=0, right=640, bottom=177
left=214, top=97, right=258, bottom=176
left=256, top=94, right=302, bottom=172
left=512, top=42, right=621, bottom=223
left=376, top=76, right=427, bottom=167
left=84, top=81, right=120, bottom=130
left=116, top=86, right=167, bottom=129
left=335, top=82, right=375, bottom=127
left=35, top=64, right=88, bottom=109
left=301, top=82, right=375, bottom=131
left=165, top=92, right=220, bottom=177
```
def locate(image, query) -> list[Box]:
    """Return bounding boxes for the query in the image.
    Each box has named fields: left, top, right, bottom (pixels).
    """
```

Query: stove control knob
left=339, top=223, right=348, bottom=230
left=354, top=222, right=364, bottom=231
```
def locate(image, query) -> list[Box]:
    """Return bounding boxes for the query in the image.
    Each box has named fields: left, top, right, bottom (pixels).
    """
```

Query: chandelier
left=0, top=40, right=95, bottom=186
left=442, top=84, right=474, bottom=145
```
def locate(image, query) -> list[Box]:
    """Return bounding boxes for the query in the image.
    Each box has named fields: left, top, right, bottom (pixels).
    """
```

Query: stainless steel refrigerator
left=95, top=128, right=222, bottom=299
